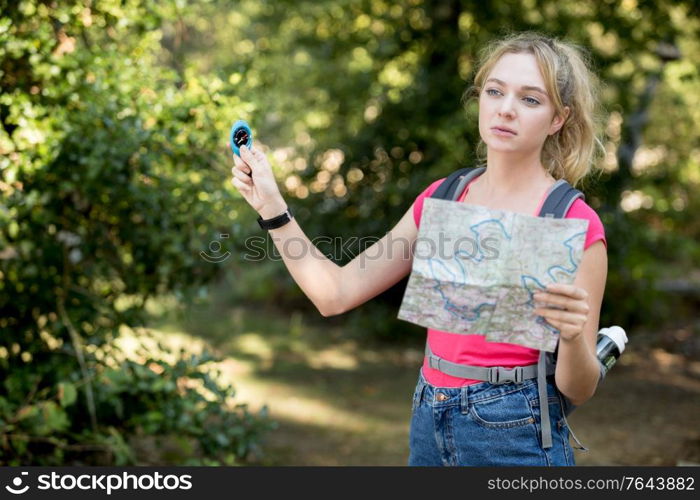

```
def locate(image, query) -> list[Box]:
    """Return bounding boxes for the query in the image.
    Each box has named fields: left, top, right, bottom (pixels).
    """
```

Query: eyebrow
left=486, top=78, right=549, bottom=97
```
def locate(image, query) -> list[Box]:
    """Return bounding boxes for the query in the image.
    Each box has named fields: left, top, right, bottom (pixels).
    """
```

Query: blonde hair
left=463, top=32, right=605, bottom=187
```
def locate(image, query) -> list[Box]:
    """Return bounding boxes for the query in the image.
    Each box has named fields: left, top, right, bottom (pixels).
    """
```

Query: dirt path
left=225, top=342, right=700, bottom=466
left=146, top=301, right=700, bottom=466
left=568, top=347, right=700, bottom=465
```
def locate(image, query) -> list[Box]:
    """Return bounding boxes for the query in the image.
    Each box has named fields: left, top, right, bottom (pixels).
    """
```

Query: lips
left=491, top=126, right=517, bottom=135
left=491, top=127, right=518, bottom=135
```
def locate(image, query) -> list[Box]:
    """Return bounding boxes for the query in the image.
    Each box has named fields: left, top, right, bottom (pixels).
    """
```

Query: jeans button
left=436, top=392, right=448, bottom=401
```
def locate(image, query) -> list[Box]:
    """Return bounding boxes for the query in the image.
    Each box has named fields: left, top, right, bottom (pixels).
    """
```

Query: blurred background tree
left=170, top=0, right=699, bottom=335
left=1, top=0, right=698, bottom=464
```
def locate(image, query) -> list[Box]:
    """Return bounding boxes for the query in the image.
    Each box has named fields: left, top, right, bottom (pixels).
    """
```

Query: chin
left=483, top=140, right=517, bottom=152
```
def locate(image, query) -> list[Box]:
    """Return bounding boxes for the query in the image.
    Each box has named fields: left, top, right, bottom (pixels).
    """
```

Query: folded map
left=397, top=198, right=589, bottom=352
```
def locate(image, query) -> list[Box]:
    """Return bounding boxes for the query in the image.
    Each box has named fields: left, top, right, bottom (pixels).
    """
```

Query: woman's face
left=478, top=52, right=568, bottom=157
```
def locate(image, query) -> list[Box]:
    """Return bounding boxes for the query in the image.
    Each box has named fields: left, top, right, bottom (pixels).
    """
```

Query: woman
left=229, top=32, right=607, bottom=466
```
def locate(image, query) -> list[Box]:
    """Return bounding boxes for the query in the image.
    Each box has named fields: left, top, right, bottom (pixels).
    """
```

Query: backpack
left=425, top=165, right=592, bottom=450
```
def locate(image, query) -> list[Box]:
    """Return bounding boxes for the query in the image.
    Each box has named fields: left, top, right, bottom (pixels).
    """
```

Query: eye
left=486, top=88, right=539, bottom=105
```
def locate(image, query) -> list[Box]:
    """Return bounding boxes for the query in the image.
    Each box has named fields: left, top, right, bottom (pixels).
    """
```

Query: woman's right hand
left=230, top=143, right=287, bottom=218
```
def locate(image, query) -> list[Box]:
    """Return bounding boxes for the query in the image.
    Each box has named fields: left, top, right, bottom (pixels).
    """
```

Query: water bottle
left=596, top=326, right=628, bottom=376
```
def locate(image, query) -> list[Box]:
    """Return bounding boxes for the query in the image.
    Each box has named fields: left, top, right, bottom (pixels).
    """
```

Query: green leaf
left=57, top=382, right=77, bottom=407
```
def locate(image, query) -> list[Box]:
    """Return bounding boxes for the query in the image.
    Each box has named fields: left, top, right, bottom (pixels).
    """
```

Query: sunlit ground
left=132, top=292, right=700, bottom=466
left=130, top=294, right=424, bottom=465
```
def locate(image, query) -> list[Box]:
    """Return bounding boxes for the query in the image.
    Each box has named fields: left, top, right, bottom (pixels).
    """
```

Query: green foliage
left=95, top=343, right=274, bottom=466
left=0, top=0, right=271, bottom=464
left=0, top=337, right=275, bottom=465
left=174, top=0, right=700, bottom=332
left=1, top=0, right=699, bottom=464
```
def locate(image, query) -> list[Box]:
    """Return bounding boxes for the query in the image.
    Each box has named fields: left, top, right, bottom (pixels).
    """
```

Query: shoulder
left=412, top=177, right=447, bottom=228
left=566, top=198, right=607, bottom=251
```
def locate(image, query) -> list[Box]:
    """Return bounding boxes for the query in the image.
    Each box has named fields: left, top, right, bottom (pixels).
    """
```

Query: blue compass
left=229, top=120, right=253, bottom=157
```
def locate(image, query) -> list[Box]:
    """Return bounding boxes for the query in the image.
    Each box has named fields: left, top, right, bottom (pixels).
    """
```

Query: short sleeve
left=566, top=198, right=607, bottom=250
left=413, top=178, right=446, bottom=228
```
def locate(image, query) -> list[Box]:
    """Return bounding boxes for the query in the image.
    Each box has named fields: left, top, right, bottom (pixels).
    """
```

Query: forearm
left=554, top=335, right=600, bottom=406
left=258, top=198, right=341, bottom=316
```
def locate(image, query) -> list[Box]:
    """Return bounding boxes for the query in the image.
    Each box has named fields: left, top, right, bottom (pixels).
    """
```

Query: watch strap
left=257, top=207, right=293, bottom=230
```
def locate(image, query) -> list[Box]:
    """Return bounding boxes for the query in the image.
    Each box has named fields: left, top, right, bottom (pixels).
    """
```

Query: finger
left=538, top=316, right=578, bottom=335
left=533, top=292, right=588, bottom=314
left=538, top=316, right=560, bottom=334
left=232, top=154, right=251, bottom=173
left=232, top=177, right=252, bottom=193
left=546, top=319, right=580, bottom=337
left=232, top=166, right=252, bottom=178
left=234, top=166, right=253, bottom=182
left=232, top=168, right=253, bottom=184
left=535, top=308, right=586, bottom=326
left=534, top=307, right=584, bottom=322
left=241, top=145, right=263, bottom=163
left=545, top=283, right=588, bottom=300
left=232, top=161, right=251, bottom=176
left=232, top=175, right=252, bottom=189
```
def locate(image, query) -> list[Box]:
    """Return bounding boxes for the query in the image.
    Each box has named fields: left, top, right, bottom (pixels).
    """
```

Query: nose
left=498, top=95, right=516, bottom=118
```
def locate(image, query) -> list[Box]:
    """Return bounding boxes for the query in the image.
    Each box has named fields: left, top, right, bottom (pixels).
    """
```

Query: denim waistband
left=414, top=367, right=558, bottom=409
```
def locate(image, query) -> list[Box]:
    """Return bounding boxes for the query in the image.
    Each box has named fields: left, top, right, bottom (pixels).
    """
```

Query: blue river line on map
left=424, top=220, right=585, bottom=330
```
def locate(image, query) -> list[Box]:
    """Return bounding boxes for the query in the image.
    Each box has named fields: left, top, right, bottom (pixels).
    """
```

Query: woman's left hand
left=533, top=283, right=590, bottom=343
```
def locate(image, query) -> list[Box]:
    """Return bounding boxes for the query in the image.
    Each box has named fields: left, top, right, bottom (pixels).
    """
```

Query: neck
left=479, top=149, right=553, bottom=197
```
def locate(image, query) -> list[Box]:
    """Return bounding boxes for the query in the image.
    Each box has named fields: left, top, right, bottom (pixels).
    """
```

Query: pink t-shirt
left=412, top=175, right=607, bottom=388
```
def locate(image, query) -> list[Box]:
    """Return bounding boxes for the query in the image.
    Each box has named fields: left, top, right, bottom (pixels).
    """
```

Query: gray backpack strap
left=430, top=166, right=486, bottom=201
left=447, top=166, right=486, bottom=201
left=425, top=341, right=548, bottom=383
left=535, top=351, right=590, bottom=451
left=546, top=353, right=589, bottom=451
left=538, top=180, right=590, bottom=450
left=538, top=179, right=584, bottom=218
left=537, top=352, right=553, bottom=448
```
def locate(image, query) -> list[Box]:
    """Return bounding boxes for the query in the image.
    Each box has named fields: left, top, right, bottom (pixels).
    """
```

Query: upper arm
left=573, top=240, right=608, bottom=354
left=330, top=203, right=418, bottom=315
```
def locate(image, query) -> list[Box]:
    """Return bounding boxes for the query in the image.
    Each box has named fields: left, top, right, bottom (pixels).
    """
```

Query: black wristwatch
left=257, top=207, right=293, bottom=230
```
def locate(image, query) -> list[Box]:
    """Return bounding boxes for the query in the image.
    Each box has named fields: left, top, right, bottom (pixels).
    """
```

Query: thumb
left=240, top=145, right=268, bottom=172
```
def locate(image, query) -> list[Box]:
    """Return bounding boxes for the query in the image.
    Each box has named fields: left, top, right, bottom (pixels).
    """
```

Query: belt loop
left=460, top=385, right=470, bottom=414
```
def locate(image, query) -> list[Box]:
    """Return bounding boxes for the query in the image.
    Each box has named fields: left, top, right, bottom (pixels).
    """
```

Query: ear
left=549, top=106, right=571, bottom=135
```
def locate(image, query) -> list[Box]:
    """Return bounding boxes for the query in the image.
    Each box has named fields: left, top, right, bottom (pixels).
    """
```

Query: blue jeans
left=408, top=369, right=576, bottom=466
